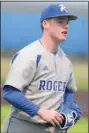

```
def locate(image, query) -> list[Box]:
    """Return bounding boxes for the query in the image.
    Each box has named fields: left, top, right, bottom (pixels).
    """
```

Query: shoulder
left=58, top=47, right=73, bottom=66
left=11, top=40, right=43, bottom=65
left=65, top=54, right=71, bottom=62
left=65, top=54, right=73, bottom=69
left=19, top=40, right=43, bottom=56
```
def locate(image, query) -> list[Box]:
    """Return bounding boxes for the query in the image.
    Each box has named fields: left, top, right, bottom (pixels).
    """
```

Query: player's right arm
left=3, top=85, right=64, bottom=126
left=3, top=49, right=64, bottom=126
left=3, top=85, right=40, bottom=117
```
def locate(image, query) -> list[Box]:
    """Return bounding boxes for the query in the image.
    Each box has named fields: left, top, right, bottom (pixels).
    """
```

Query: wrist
left=36, top=108, right=42, bottom=116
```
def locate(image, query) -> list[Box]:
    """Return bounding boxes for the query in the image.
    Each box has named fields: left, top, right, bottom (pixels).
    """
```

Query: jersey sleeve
left=4, top=51, right=36, bottom=91
left=66, top=64, right=77, bottom=92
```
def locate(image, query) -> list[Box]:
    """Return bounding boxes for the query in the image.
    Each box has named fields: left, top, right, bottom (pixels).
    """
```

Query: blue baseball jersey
left=5, top=40, right=77, bottom=123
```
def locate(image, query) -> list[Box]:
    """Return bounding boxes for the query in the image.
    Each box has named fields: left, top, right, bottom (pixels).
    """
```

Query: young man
left=2, top=4, right=82, bottom=133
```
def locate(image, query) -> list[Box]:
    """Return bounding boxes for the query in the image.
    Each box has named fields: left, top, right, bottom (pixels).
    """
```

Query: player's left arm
left=65, top=62, right=83, bottom=121
left=57, top=89, right=83, bottom=130
left=57, top=63, right=83, bottom=130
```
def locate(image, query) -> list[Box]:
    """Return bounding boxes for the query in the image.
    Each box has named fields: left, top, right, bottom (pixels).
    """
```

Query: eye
left=57, top=20, right=63, bottom=24
left=59, top=20, right=69, bottom=24
left=58, top=20, right=63, bottom=23
left=56, top=18, right=69, bottom=24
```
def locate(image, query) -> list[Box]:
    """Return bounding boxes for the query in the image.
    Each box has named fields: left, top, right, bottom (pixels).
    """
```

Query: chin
left=58, top=37, right=67, bottom=42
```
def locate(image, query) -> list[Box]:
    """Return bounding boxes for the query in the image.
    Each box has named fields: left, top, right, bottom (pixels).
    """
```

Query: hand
left=37, top=108, right=64, bottom=127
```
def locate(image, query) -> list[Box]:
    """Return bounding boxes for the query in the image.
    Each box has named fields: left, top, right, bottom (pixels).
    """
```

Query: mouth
left=61, top=31, right=67, bottom=35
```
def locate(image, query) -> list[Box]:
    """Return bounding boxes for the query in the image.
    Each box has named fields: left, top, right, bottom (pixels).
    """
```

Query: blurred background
left=1, top=1, right=88, bottom=133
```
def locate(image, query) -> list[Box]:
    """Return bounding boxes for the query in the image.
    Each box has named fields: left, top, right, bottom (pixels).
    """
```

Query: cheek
left=49, top=26, right=61, bottom=35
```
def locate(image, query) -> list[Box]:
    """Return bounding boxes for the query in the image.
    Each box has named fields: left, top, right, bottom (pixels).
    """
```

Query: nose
left=64, top=24, right=68, bottom=30
left=63, top=22, right=68, bottom=30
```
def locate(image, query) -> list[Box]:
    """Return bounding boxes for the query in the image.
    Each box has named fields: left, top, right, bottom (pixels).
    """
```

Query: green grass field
left=1, top=57, right=88, bottom=90
left=1, top=104, right=88, bottom=133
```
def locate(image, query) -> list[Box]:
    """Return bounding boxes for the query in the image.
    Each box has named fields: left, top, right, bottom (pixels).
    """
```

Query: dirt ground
left=1, top=90, right=88, bottom=117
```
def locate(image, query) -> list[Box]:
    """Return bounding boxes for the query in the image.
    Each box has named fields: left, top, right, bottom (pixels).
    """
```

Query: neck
left=40, top=32, right=61, bottom=52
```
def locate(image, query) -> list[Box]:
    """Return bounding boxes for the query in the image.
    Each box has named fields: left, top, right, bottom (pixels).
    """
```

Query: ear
left=42, top=20, right=49, bottom=30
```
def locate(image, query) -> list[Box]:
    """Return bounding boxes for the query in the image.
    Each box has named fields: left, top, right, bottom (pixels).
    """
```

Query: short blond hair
left=40, top=23, right=44, bottom=31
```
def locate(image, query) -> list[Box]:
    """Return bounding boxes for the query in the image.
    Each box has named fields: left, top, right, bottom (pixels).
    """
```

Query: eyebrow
left=55, top=17, right=69, bottom=21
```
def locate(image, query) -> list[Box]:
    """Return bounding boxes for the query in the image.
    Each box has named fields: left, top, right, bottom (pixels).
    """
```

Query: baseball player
left=2, top=3, right=82, bottom=133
